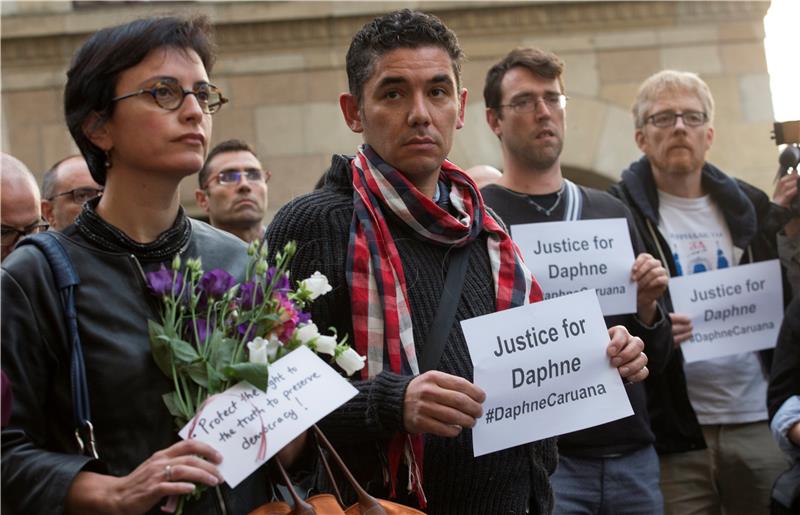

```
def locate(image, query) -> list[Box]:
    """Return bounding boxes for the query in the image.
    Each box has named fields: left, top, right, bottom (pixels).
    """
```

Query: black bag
left=17, top=232, right=98, bottom=458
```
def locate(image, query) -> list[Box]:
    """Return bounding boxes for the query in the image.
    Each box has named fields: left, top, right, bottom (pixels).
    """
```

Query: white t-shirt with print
left=658, top=190, right=767, bottom=425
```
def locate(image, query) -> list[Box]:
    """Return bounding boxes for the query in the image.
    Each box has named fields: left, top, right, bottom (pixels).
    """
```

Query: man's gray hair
left=632, top=70, right=715, bottom=128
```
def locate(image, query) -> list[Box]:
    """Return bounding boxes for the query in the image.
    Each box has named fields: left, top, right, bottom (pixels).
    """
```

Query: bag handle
left=274, top=425, right=387, bottom=515
left=18, top=233, right=98, bottom=458
left=419, top=245, right=470, bottom=373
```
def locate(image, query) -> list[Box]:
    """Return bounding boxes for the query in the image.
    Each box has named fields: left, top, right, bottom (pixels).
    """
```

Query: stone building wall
left=1, top=1, right=776, bottom=220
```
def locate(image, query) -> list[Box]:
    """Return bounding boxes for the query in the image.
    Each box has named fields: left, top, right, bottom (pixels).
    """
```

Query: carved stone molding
left=1, top=1, right=769, bottom=69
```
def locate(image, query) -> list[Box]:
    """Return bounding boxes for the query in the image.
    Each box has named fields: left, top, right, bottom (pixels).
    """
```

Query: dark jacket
left=266, top=155, right=558, bottom=515
left=768, top=295, right=800, bottom=422
left=482, top=183, right=673, bottom=458
left=1, top=218, right=269, bottom=514
left=609, top=156, right=782, bottom=455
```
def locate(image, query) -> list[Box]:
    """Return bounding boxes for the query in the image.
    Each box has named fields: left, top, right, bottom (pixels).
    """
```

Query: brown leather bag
left=249, top=426, right=425, bottom=515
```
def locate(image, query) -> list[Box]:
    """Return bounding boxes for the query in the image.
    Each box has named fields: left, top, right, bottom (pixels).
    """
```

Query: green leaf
left=162, top=391, right=189, bottom=426
left=148, top=320, right=173, bottom=377
left=207, top=362, right=225, bottom=393
left=223, top=362, right=269, bottom=392
left=169, top=336, right=201, bottom=363
left=207, top=330, right=234, bottom=368
left=184, top=361, right=209, bottom=389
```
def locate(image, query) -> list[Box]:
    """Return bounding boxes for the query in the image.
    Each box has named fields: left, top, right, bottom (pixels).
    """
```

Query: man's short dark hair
left=41, top=154, right=83, bottom=200
left=198, top=139, right=258, bottom=188
left=64, top=16, right=215, bottom=186
left=483, top=47, right=565, bottom=119
left=346, top=9, right=464, bottom=104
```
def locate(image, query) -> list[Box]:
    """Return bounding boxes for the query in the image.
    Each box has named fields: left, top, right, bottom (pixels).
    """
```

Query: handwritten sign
left=669, top=259, right=783, bottom=362
left=462, top=290, right=632, bottom=457
left=178, top=346, right=358, bottom=487
left=510, top=219, right=637, bottom=316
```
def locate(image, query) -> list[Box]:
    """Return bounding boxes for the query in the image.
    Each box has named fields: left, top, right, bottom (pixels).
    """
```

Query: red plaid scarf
left=346, top=145, right=542, bottom=505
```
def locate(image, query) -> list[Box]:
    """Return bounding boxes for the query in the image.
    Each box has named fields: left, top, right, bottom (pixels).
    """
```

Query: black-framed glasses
left=1, top=219, right=49, bottom=247
left=497, top=94, right=568, bottom=113
left=48, top=187, right=104, bottom=204
left=646, top=110, right=708, bottom=128
left=112, top=80, right=228, bottom=115
left=204, top=168, right=270, bottom=189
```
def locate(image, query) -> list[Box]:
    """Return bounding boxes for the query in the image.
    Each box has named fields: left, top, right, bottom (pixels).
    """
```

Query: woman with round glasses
left=1, top=16, right=274, bottom=514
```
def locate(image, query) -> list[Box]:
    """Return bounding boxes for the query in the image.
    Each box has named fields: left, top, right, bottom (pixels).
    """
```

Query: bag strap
left=418, top=245, right=470, bottom=373
left=17, top=233, right=98, bottom=458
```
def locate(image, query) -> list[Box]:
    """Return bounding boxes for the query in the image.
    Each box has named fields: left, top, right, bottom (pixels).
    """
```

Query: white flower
left=247, top=337, right=269, bottom=364
left=336, top=347, right=366, bottom=376
left=296, top=322, right=320, bottom=345
left=314, top=334, right=337, bottom=355
left=266, top=335, right=281, bottom=362
left=301, top=271, right=332, bottom=300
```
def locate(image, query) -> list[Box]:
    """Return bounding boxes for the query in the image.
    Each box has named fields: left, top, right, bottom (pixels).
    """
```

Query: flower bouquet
left=146, top=241, right=364, bottom=513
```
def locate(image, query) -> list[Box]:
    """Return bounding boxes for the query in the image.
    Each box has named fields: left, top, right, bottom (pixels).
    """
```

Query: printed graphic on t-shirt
left=656, top=191, right=735, bottom=279
left=668, top=230, right=731, bottom=277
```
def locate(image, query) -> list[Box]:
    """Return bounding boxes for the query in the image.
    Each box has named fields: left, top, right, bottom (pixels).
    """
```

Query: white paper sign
left=511, top=219, right=637, bottom=316
left=179, top=346, right=358, bottom=487
left=462, top=290, right=633, bottom=457
left=669, top=259, right=783, bottom=362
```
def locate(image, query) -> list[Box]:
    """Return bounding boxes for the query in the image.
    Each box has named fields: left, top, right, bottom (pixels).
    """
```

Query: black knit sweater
left=266, top=155, right=557, bottom=515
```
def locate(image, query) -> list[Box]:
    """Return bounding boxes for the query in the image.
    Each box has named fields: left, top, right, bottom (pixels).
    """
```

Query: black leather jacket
left=1, top=219, right=269, bottom=514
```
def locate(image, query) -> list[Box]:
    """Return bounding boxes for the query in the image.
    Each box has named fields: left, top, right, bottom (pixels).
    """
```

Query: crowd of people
left=1, top=8, right=798, bottom=515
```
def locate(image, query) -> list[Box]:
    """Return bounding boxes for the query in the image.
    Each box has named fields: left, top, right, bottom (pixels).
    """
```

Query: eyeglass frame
left=645, top=110, right=709, bottom=129
left=111, top=80, right=229, bottom=115
left=203, top=168, right=271, bottom=190
left=1, top=219, right=50, bottom=247
left=496, top=93, right=568, bottom=113
left=47, top=187, right=104, bottom=204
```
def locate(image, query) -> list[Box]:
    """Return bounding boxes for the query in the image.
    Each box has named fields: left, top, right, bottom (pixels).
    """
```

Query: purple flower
left=297, top=311, right=311, bottom=325
left=237, top=323, right=256, bottom=342
left=198, top=269, right=236, bottom=299
left=265, top=268, right=290, bottom=294
left=146, top=265, right=184, bottom=297
left=191, top=318, right=210, bottom=344
left=237, top=281, right=265, bottom=309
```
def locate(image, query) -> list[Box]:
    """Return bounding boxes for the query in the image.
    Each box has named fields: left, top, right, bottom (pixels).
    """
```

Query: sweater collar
left=621, top=156, right=757, bottom=249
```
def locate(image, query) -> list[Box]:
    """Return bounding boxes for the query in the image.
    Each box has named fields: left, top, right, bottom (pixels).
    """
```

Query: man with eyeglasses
left=1, top=153, right=47, bottom=262
left=40, top=155, right=103, bottom=231
left=480, top=47, right=672, bottom=515
left=195, top=139, right=268, bottom=243
left=609, top=70, right=793, bottom=515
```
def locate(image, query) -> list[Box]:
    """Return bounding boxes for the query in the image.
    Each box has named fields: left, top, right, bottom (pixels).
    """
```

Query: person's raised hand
left=632, top=253, right=668, bottom=324
left=670, top=313, right=693, bottom=347
left=607, top=325, right=648, bottom=384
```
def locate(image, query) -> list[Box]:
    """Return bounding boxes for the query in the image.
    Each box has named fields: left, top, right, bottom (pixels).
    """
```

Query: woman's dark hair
left=64, top=15, right=216, bottom=185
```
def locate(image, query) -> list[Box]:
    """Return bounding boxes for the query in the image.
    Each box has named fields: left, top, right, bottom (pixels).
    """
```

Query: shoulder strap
left=562, top=179, right=583, bottom=221
left=419, top=245, right=471, bottom=373
left=17, top=233, right=98, bottom=458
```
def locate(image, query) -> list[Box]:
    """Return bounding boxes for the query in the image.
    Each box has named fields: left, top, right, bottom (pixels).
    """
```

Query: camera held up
left=772, top=120, right=800, bottom=216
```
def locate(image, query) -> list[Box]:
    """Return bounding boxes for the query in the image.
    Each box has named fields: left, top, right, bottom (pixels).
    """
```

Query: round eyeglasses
left=1, top=219, right=49, bottom=247
left=646, top=111, right=708, bottom=128
left=204, top=168, right=270, bottom=189
left=497, top=94, right=568, bottom=113
left=48, top=187, right=104, bottom=204
left=112, top=80, right=228, bottom=115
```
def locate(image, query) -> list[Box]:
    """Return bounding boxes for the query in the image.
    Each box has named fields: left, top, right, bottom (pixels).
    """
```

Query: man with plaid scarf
left=266, top=9, right=649, bottom=515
